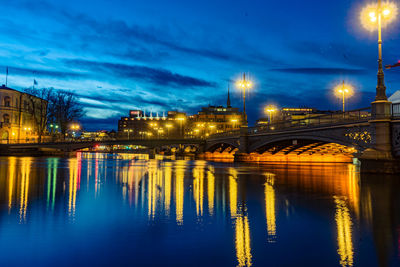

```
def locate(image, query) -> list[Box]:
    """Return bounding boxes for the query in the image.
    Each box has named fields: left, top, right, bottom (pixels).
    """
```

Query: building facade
left=0, top=85, right=48, bottom=143
left=118, top=110, right=187, bottom=139
left=117, top=88, right=244, bottom=139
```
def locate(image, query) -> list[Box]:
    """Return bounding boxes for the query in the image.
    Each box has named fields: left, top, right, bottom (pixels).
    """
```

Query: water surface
left=0, top=153, right=399, bottom=266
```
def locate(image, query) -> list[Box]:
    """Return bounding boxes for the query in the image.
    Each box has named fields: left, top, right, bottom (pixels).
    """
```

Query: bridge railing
left=249, top=107, right=371, bottom=134
left=392, top=103, right=400, bottom=118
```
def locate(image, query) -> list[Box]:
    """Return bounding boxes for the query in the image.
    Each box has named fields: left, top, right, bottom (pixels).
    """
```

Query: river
left=0, top=153, right=399, bottom=266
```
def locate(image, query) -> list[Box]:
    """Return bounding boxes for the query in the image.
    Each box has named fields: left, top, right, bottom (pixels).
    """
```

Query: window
left=3, top=114, right=10, bottom=124
left=4, top=96, right=10, bottom=107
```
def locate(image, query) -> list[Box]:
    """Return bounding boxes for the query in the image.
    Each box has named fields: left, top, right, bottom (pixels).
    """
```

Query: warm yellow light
left=335, top=83, right=354, bottom=98
left=264, top=105, right=277, bottom=114
left=360, top=2, right=397, bottom=31
left=231, top=119, right=238, bottom=123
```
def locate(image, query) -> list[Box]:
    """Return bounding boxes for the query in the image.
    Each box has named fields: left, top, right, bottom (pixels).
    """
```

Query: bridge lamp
left=166, top=123, right=172, bottom=137
left=236, top=73, right=253, bottom=125
left=264, top=105, right=277, bottom=123
left=208, top=124, right=216, bottom=134
left=335, top=81, right=354, bottom=112
left=231, top=118, right=238, bottom=129
left=360, top=1, right=397, bottom=101
left=176, top=117, right=186, bottom=137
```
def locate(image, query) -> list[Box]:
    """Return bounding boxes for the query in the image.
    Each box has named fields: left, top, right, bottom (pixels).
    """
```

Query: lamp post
left=166, top=123, right=172, bottom=139
left=336, top=81, right=351, bottom=112
left=231, top=119, right=238, bottom=130
left=236, top=73, right=252, bottom=125
left=265, top=105, right=277, bottom=124
left=361, top=0, right=397, bottom=102
left=176, top=117, right=185, bottom=138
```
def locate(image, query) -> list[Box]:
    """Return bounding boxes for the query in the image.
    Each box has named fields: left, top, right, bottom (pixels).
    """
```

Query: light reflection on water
left=0, top=153, right=399, bottom=266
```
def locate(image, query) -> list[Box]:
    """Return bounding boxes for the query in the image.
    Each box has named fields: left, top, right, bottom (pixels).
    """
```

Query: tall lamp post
left=265, top=105, right=277, bottom=124
left=236, top=73, right=252, bottom=125
left=336, top=81, right=352, bottom=112
left=360, top=1, right=397, bottom=113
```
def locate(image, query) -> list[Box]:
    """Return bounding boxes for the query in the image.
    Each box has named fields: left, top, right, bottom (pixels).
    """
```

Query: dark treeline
left=24, top=87, right=84, bottom=142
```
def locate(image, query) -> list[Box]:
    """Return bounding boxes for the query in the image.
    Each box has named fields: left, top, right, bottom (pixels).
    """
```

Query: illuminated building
left=117, top=88, right=243, bottom=138
left=0, top=85, right=48, bottom=143
left=118, top=109, right=187, bottom=138
left=188, top=88, right=244, bottom=137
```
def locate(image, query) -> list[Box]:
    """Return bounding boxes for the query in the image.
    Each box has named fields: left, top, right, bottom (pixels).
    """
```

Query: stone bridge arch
left=247, top=124, right=374, bottom=159
left=205, top=138, right=239, bottom=153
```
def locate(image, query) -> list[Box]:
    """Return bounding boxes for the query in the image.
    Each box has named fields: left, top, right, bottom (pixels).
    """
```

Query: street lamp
left=360, top=1, right=397, bottom=101
left=166, top=123, right=172, bottom=138
left=236, top=73, right=253, bottom=125
left=176, top=116, right=186, bottom=137
left=231, top=119, right=238, bottom=130
left=335, top=81, right=353, bottom=112
left=264, top=105, right=277, bottom=123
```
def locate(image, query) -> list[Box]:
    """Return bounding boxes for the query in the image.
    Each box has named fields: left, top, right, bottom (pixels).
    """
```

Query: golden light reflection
left=193, top=162, right=206, bottom=217
left=264, top=172, right=277, bottom=243
left=68, top=158, right=80, bottom=219
left=19, top=157, right=32, bottom=222
left=8, top=157, right=16, bottom=212
left=175, top=161, right=185, bottom=225
left=164, top=162, right=172, bottom=216
left=228, top=168, right=238, bottom=218
left=334, top=196, right=354, bottom=267
left=207, top=165, right=215, bottom=216
left=235, top=214, right=252, bottom=267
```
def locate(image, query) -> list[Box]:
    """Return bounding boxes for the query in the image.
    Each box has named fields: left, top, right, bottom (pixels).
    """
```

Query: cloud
left=64, top=59, right=216, bottom=88
left=0, top=65, right=85, bottom=79
left=271, top=67, right=367, bottom=75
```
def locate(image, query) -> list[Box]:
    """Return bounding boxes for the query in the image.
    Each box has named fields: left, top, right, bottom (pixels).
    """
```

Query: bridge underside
left=251, top=139, right=357, bottom=163
left=205, top=139, right=358, bottom=163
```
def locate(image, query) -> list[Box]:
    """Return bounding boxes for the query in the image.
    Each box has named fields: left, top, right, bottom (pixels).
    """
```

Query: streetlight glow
left=335, top=81, right=354, bottom=112
left=236, top=73, right=253, bottom=125
left=264, top=105, right=277, bottom=123
left=360, top=2, right=397, bottom=31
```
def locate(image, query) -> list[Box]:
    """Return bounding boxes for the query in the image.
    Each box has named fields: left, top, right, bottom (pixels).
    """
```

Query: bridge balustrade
left=249, top=107, right=371, bottom=134
left=392, top=103, right=400, bottom=118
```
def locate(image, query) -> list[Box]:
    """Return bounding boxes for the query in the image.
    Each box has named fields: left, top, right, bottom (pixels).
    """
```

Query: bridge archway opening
left=203, top=142, right=238, bottom=160
left=252, top=139, right=358, bottom=163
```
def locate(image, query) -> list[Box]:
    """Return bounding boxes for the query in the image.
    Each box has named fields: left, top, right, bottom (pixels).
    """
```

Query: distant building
left=118, top=110, right=187, bottom=139
left=188, top=88, right=244, bottom=137
left=117, top=87, right=244, bottom=138
left=0, top=85, right=48, bottom=143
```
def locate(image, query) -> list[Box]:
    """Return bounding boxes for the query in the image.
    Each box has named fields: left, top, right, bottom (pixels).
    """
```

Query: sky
left=1, top=0, right=400, bottom=130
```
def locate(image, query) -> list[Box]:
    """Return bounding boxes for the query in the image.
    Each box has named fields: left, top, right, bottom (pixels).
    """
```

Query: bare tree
left=24, top=88, right=84, bottom=141
left=24, top=87, right=53, bottom=142
left=52, top=90, right=84, bottom=138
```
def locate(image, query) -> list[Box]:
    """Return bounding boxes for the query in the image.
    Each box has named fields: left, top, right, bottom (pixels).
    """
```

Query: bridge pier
left=359, top=100, right=400, bottom=173
left=234, top=126, right=250, bottom=162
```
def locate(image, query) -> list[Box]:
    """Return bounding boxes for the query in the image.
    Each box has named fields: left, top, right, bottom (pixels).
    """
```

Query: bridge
left=0, top=138, right=204, bottom=157
left=205, top=102, right=400, bottom=172
left=1, top=98, right=400, bottom=172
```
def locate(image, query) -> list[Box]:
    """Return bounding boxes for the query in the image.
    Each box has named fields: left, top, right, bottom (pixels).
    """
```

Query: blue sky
left=1, top=0, right=400, bottom=130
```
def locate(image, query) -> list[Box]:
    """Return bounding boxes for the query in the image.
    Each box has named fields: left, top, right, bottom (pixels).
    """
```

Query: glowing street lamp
left=264, top=105, right=277, bottom=123
left=236, top=73, right=253, bottom=125
left=360, top=0, right=397, bottom=101
left=231, top=118, right=238, bottom=129
left=176, top=116, right=186, bottom=137
left=166, top=123, right=172, bottom=138
left=335, top=81, right=353, bottom=112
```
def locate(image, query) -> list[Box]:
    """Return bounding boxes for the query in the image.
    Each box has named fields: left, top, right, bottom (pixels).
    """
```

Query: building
left=0, top=85, right=48, bottom=143
left=118, top=110, right=187, bottom=139
left=117, top=88, right=244, bottom=138
left=188, top=88, right=244, bottom=137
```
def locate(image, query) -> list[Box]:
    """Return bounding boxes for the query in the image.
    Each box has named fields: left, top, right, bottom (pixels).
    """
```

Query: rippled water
left=0, top=153, right=399, bottom=266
